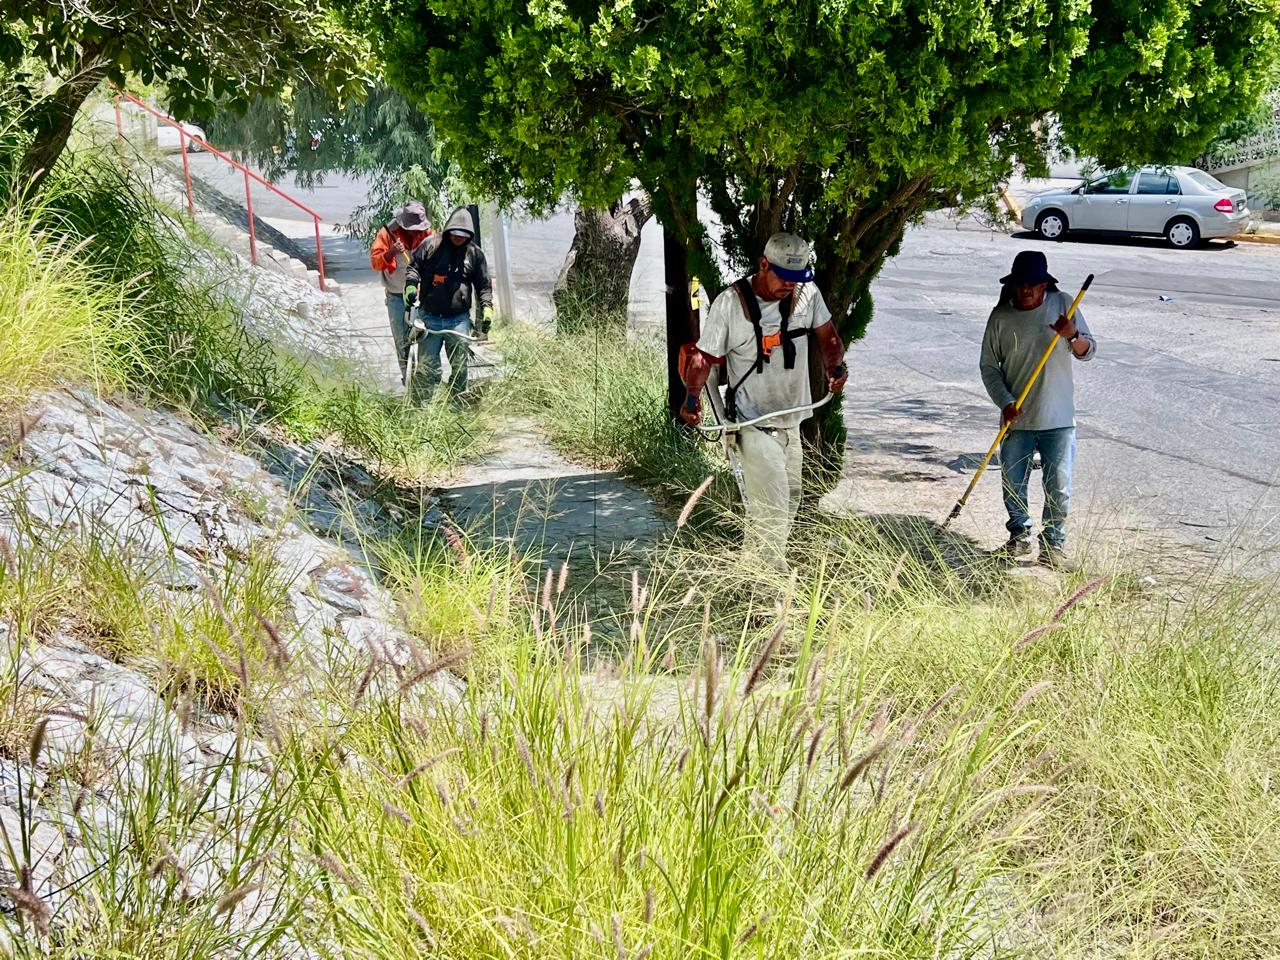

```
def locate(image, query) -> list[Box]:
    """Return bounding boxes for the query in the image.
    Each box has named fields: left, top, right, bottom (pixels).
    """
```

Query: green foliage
left=207, top=80, right=462, bottom=242
left=2, top=0, right=369, bottom=189
left=3, top=1, right=366, bottom=119
left=350, top=0, right=1280, bottom=471
left=351, top=0, right=1280, bottom=315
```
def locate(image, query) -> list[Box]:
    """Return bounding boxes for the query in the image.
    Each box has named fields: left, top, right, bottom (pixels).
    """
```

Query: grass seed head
left=6, top=886, right=51, bottom=935
left=675, top=746, right=690, bottom=774
left=252, top=607, right=291, bottom=669
left=214, top=881, right=261, bottom=916
left=1052, top=575, right=1110, bottom=622
left=1013, top=680, right=1055, bottom=714
left=612, top=912, right=626, bottom=960
left=318, top=850, right=360, bottom=891
left=806, top=723, right=827, bottom=769
left=28, top=715, right=49, bottom=768
left=703, top=636, right=719, bottom=731
left=515, top=732, right=536, bottom=784
left=0, top=533, right=15, bottom=576
left=677, top=474, right=714, bottom=528
left=744, top=616, right=786, bottom=697
left=397, top=644, right=471, bottom=693
left=407, top=906, right=438, bottom=947
left=866, top=821, right=918, bottom=879
left=353, top=657, right=378, bottom=704
left=383, top=801, right=412, bottom=826
left=395, top=748, right=459, bottom=788
left=971, top=784, right=1059, bottom=822
left=1014, top=622, right=1062, bottom=652
left=839, top=736, right=891, bottom=791
left=434, top=777, right=453, bottom=809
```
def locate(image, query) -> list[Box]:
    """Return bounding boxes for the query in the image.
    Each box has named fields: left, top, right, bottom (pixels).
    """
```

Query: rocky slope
left=0, top=187, right=457, bottom=941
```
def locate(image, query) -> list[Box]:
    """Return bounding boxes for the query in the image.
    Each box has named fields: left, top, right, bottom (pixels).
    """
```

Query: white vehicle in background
left=1022, top=165, right=1249, bottom=248
left=155, top=120, right=207, bottom=153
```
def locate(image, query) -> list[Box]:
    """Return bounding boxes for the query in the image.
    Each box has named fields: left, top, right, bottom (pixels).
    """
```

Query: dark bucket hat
left=393, top=201, right=431, bottom=232
left=1000, top=250, right=1057, bottom=286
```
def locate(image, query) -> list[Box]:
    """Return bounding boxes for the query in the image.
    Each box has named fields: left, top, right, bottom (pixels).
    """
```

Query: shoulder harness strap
left=732, top=278, right=766, bottom=373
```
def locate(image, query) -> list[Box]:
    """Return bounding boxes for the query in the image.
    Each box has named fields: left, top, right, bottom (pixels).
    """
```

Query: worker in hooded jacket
left=404, top=206, right=494, bottom=401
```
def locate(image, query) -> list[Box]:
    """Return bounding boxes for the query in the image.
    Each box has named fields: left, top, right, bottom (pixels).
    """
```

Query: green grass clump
left=0, top=203, right=136, bottom=410
left=367, top=521, right=531, bottom=673
left=495, top=325, right=729, bottom=507
left=0, top=507, right=298, bottom=715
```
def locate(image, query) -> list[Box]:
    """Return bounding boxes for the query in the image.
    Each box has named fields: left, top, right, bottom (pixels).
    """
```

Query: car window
left=1136, top=172, right=1180, bottom=195
left=1187, top=170, right=1229, bottom=192
left=1084, top=172, right=1135, bottom=195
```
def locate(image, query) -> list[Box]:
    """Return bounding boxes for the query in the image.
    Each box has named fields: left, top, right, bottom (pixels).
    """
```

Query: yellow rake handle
left=944, top=273, right=1093, bottom=527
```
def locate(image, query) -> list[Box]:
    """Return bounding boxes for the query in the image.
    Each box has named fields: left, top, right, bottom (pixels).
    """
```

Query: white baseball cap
left=763, top=232, right=814, bottom=282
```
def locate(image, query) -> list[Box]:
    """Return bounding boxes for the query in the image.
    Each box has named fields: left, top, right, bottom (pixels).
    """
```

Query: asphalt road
left=180, top=150, right=1280, bottom=563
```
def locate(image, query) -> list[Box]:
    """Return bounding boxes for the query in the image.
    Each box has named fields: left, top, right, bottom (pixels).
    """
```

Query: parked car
left=155, top=121, right=207, bottom=154
left=1021, top=165, right=1248, bottom=248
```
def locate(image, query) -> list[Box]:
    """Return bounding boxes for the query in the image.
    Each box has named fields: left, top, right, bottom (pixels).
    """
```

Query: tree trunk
left=662, top=221, right=693, bottom=422
left=21, top=56, right=109, bottom=195
left=554, top=196, right=653, bottom=334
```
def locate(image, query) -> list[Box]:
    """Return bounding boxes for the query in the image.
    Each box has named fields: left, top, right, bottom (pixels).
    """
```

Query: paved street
left=183, top=149, right=1280, bottom=566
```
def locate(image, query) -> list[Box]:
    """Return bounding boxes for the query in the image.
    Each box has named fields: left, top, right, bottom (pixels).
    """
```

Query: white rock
left=0, top=805, right=65, bottom=888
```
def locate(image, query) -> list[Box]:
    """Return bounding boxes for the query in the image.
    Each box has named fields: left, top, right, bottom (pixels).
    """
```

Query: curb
left=1228, top=232, right=1280, bottom=245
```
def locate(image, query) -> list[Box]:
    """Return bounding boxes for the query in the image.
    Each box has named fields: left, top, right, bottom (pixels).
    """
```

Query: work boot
left=1037, top=545, right=1079, bottom=572
left=1000, top=534, right=1033, bottom=558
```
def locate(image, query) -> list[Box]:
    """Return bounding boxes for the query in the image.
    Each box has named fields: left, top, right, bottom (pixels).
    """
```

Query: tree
left=554, top=198, right=654, bottom=332
left=206, top=80, right=461, bottom=241
left=1, top=2, right=366, bottom=192
left=350, top=0, right=1280, bottom=462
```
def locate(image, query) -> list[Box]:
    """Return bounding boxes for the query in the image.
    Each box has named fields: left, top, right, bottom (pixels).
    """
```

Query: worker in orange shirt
left=371, top=201, right=432, bottom=381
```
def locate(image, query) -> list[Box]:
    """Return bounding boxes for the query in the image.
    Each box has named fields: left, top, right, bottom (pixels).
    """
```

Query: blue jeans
left=412, top=310, right=470, bottom=401
left=386, top=294, right=408, bottom=381
left=999, top=427, right=1076, bottom=548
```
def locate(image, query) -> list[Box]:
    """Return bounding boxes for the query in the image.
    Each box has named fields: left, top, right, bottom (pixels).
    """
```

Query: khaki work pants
left=735, top=425, right=803, bottom=573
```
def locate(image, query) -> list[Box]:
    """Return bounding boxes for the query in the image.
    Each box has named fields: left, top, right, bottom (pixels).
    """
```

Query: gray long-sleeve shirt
left=979, top=289, right=1096, bottom=431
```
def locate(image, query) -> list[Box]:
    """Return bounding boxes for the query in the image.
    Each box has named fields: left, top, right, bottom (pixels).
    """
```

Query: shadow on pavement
left=1009, top=230, right=1238, bottom=253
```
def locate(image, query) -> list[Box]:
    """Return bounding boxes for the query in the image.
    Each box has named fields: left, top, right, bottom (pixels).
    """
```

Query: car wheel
left=1165, top=217, right=1200, bottom=249
left=1035, top=210, right=1068, bottom=241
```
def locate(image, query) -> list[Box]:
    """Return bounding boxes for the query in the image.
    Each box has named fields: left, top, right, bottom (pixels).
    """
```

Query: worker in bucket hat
left=980, top=250, right=1097, bottom=570
left=371, top=201, right=433, bottom=381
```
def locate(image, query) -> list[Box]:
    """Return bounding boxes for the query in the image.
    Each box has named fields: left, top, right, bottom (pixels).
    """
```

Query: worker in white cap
left=680, top=232, right=848, bottom=572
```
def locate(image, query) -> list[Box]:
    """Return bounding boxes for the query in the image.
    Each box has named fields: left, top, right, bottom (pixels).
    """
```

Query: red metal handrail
left=113, top=89, right=327, bottom=291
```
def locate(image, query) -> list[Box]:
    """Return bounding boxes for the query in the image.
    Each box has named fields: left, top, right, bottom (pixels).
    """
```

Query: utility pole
left=485, top=203, right=517, bottom=322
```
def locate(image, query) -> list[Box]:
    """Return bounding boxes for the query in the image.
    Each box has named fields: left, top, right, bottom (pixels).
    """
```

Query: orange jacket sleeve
left=370, top=227, right=398, bottom=273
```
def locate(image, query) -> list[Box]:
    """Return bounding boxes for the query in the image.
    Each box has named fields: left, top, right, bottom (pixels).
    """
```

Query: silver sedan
left=1021, top=165, right=1249, bottom=248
